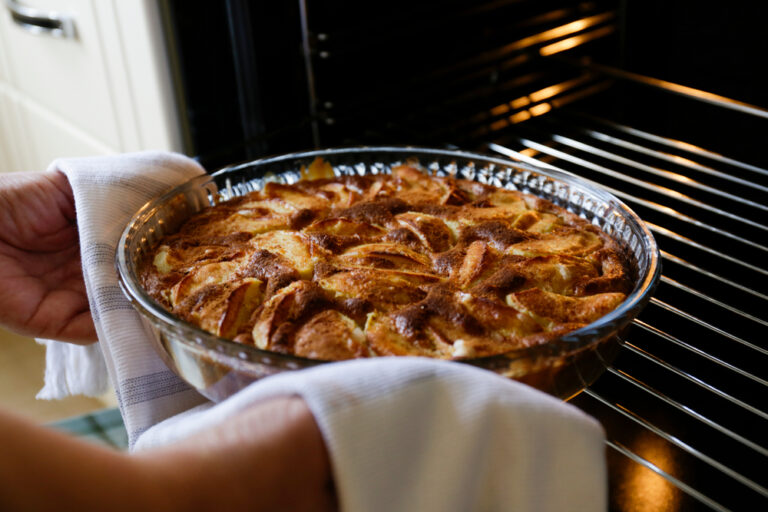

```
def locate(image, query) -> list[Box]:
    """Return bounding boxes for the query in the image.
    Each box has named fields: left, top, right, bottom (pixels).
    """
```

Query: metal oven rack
left=483, top=71, right=767, bottom=511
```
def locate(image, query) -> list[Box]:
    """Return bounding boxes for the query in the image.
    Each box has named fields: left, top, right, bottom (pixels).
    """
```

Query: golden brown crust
left=139, top=163, right=634, bottom=361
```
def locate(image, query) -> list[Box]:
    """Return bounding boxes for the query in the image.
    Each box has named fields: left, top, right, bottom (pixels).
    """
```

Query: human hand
left=0, top=396, right=335, bottom=511
left=0, top=170, right=96, bottom=343
left=142, top=396, right=337, bottom=511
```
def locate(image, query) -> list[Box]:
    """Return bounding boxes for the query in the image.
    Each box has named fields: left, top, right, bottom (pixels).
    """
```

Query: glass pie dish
left=116, top=146, right=660, bottom=401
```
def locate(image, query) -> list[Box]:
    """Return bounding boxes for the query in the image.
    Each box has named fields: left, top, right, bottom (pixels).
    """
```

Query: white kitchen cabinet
left=0, top=0, right=181, bottom=173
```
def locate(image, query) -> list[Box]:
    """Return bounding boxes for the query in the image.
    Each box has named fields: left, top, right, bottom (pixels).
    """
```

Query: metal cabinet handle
left=5, top=0, right=75, bottom=38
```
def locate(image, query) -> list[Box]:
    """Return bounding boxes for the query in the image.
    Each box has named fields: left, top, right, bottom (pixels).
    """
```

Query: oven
left=159, top=1, right=768, bottom=509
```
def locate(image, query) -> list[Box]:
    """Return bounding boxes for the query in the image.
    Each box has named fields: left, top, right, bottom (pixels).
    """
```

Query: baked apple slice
left=506, top=288, right=626, bottom=328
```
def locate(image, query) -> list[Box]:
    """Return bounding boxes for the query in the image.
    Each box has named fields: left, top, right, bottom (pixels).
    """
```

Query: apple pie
left=139, top=162, right=634, bottom=361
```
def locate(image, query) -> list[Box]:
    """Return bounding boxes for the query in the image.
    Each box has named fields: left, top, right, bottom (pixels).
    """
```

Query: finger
left=26, top=289, right=94, bottom=343
left=55, top=310, right=98, bottom=345
left=0, top=172, right=76, bottom=251
left=47, top=170, right=76, bottom=221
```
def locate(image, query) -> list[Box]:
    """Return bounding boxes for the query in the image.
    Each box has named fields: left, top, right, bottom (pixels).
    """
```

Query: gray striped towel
left=37, top=151, right=207, bottom=447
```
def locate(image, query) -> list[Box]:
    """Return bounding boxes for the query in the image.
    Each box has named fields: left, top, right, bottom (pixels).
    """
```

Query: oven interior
left=161, top=1, right=768, bottom=509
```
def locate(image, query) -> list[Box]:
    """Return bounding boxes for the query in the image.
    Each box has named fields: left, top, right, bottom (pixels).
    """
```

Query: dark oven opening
left=161, top=1, right=768, bottom=509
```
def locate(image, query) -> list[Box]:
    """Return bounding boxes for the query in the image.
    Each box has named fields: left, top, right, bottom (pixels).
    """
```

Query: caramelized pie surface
left=139, top=164, right=633, bottom=361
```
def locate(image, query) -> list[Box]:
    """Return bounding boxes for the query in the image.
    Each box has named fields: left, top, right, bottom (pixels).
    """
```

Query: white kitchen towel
left=137, top=357, right=607, bottom=512
left=36, top=339, right=108, bottom=399
left=36, top=151, right=208, bottom=443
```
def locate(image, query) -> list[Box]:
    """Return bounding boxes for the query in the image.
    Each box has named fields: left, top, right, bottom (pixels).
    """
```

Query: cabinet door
left=0, top=0, right=181, bottom=172
left=0, top=0, right=124, bottom=152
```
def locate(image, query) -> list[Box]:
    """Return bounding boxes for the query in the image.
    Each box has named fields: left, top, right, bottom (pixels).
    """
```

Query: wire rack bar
left=550, top=134, right=768, bottom=211
left=612, top=190, right=768, bottom=254
left=605, top=439, right=730, bottom=512
left=659, top=275, right=768, bottom=328
left=487, top=142, right=768, bottom=254
left=583, top=115, right=768, bottom=178
left=583, top=129, right=768, bottom=193
left=582, top=388, right=768, bottom=497
left=630, top=322, right=768, bottom=391
left=516, top=137, right=767, bottom=232
left=649, top=298, right=767, bottom=355
left=647, top=222, right=768, bottom=277
left=660, top=251, right=768, bottom=302
left=603, top=365, right=768, bottom=455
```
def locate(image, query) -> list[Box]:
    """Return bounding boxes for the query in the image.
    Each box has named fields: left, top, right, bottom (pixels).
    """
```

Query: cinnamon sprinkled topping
left=139, top=164, right=633, bottom=361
